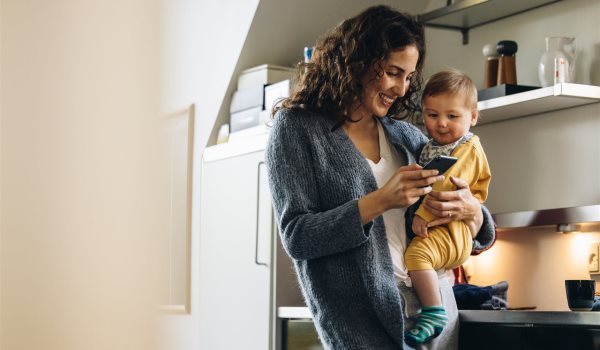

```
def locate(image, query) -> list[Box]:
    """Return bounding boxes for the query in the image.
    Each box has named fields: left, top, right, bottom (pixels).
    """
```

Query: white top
left=366, top=120, right=411, bottom=285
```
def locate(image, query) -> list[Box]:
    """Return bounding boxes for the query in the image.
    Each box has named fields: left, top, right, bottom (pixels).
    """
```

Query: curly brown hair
left=278, top=5, right=425, bottom=123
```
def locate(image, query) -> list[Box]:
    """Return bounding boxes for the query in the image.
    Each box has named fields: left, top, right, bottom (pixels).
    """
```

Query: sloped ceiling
left=208, top=0, right=437, bottom=144
left=237, top=0, right=432, bottom=69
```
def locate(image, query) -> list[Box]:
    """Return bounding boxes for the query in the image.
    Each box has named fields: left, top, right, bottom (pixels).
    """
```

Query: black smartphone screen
left=422, top=155, right=457, bottom=175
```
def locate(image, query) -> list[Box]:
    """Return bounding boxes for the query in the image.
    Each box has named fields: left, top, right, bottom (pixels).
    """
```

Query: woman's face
left=353, top=45, right=419, bottom=119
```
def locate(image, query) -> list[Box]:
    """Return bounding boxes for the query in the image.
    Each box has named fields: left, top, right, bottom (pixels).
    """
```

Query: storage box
left=237, top=64, right=295, bottom=90
left=230, top=85, right=265, bottom=114
left=264, top=79, right=291, bottom=112
left=478, top=84, right=540, bottom=101
left=230, top=106, right=262, bottom=132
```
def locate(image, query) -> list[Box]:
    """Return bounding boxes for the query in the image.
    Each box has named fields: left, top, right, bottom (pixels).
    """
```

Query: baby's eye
left=448, top=114, right=459, bottom=119
left=427, top=113, right=438, bottom=118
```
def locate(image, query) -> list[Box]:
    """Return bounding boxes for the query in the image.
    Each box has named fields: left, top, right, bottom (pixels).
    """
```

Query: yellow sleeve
left=415, top=135, right=492, bottom=223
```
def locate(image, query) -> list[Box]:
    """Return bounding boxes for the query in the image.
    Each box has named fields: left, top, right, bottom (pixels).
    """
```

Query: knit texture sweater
left=266, top=108, right=496, bottom=349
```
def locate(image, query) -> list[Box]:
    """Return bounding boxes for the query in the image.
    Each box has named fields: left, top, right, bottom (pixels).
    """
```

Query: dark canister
left=496, top=40, right=518, bottom=85
left=565, top=280, right=596, bottom=311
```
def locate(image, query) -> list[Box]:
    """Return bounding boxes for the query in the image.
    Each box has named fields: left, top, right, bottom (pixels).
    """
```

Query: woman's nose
left=392, top=79, right=408, bottom=97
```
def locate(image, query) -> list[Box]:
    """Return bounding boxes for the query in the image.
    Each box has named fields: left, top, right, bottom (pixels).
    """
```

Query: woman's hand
left=421, top=176, right=483, bottom=238
left=379, top=163, right=444, bottom=209
left=358, top=163, right=443, bottom=225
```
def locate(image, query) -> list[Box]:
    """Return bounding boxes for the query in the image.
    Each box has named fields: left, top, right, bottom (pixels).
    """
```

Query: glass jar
left=538, top=37, right=576, bottom=87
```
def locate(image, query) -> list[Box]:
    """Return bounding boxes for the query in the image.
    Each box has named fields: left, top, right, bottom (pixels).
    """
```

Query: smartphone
left=422, top=155, right=457, bottom=175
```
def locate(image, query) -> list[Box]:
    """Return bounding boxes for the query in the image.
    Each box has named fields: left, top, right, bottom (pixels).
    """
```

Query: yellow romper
left=405, top=135, right=491, bottom=271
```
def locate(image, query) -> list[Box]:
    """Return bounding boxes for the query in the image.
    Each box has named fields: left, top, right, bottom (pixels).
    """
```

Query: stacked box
left=229, top=64, right=294, bottom=137
left=237, top=64, right=295, bottom=90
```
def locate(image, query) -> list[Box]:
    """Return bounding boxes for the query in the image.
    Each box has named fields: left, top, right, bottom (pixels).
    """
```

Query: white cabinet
left=198, top=142, right=273, bottom=350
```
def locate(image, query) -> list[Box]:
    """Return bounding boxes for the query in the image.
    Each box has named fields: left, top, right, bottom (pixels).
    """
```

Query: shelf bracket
left=461, top=28, right=469, bottom=45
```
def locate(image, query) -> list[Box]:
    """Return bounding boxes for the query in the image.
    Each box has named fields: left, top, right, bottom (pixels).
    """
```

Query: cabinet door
left=198, top=151, right=273, bottom=350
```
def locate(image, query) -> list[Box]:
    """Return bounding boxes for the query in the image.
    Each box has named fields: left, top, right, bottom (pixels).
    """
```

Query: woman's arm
left=267, top=112, right=373, bottom=261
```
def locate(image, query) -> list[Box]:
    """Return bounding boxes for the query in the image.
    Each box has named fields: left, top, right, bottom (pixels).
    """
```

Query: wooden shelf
left=477, top=83, right=600, bottom=125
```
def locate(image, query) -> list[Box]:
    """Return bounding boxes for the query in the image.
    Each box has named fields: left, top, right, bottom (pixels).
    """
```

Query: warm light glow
left=570, top=232, right=598, bottom=258
left=466, top=229, right=600, bottom=311
left=466, top=239, right=507, bottom=285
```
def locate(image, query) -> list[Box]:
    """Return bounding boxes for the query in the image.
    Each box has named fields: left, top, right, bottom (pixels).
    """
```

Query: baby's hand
left=412, top=215, right=429, bottom=238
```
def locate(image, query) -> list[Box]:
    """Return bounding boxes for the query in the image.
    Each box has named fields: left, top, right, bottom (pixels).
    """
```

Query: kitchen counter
left=279, top=307, right=600, bottom=350
left=459, top=310, right=600, bottom=350
left=279, top=306, right=600, bottom=326
left=278, top=306, right=312, bottom=319
left=459, top=309, right=600, bottom=327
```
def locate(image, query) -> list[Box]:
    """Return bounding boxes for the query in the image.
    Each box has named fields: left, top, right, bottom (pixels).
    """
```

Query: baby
left=404, top=69, right=492, bottom=346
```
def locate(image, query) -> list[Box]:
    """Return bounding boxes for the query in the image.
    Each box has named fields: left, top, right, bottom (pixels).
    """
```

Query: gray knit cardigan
left=266, top=108, right=495, bottom=349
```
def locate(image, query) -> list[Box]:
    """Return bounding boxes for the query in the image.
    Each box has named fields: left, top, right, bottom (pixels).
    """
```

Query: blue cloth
left=453, top=284, right=494, bottom=309
left=453, top=282, right=508, bottom=310
left=592, top=296, right=600, bottom=311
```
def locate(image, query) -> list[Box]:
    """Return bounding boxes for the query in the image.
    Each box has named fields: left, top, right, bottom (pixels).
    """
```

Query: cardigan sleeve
left=265, top=111, right=370, bottom=261
left=472, top=206, right=496, bottom=254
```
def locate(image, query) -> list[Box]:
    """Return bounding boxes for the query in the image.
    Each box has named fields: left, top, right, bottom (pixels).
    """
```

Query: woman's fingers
left=449, top=176, right=469, bottom=189
left=397, top=165, right=441, bottom=181
left=381, top=164, right=445, bottom=208
left=398, top=169, right=444, bottom=188
left=425, top=176, right=475, bottom=221
left=427, top=217, right=453, bottom=227
left=422, top=200, right=446, bottom=218
left=397, top=163, right=440, bottom=177
left=410, top=185, right=433, bottom=198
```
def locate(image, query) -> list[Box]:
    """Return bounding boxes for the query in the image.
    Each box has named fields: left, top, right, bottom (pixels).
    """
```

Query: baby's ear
left=470, top=109, right=479, bottom=126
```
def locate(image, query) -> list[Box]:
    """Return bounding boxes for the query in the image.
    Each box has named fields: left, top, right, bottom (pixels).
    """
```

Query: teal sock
left=405, top=306, right=448, bottom=347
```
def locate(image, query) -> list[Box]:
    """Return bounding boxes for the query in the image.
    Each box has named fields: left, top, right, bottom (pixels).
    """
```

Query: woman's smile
left=379, top=92, right=396, bottom=107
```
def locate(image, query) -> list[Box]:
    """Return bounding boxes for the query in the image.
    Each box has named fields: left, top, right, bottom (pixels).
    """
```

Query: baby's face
left=422, top=92, right=478, bottom=145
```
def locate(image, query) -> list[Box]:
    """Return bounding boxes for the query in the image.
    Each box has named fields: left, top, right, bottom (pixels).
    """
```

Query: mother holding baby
left=266, top=5, right=495, bottom=349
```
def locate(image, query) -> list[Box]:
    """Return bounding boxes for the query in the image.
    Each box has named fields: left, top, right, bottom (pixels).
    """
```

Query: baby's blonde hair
left=422, top=69, right=478, bottom=110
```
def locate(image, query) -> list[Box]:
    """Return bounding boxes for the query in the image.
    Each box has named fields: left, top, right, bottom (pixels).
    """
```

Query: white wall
left=1, top=0, right=165, bottom=349
left=160, top=0, right=260, bottom=151
left=1, top=0, right=262, bottom=348
left=423, top=0, right=600, bottom=310
left=158, top=1, right=259, bottom=350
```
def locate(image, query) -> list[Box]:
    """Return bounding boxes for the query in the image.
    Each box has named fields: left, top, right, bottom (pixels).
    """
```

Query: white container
left=230, top=106, right=262, bottom=132
left=264, top=79, right=291, bottom=112
left=237, top=64, right=294, bottom=90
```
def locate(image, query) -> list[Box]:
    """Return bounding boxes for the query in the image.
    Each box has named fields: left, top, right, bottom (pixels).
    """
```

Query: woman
left=266, top=5, right=495, bottom=349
